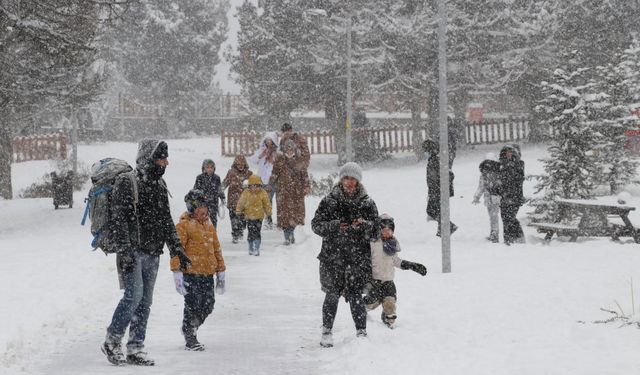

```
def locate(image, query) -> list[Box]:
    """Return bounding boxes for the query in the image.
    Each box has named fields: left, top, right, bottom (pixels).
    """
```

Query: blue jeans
left=106, top=252, right=159, bottom=353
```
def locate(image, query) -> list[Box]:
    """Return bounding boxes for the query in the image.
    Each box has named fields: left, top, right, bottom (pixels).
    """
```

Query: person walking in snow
left=102, top=139, right=192, bottom=366
left=498, top=144, right=525, bottom=245
left=472, top=153, right=502, bottom=243
left=311, top=162, right=380, bottom=347
left=269, top=139, right=310, bottom=245
left=249, top=132, right=278, bottom=228
left=172, top=189, right=226, bottom=351
left=235, top=174, right=272, bottom=256
left=193, top=159, right=226, bottom=228
left=422, top=139, right=457, bottom=236
left=278, top=122, right=310, bottom=170
left=223, top=155, right=253, bottom=243
left=364, top=214, right=427, bottom=329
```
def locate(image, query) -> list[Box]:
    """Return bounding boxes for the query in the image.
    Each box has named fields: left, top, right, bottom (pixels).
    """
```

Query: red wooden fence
left=221, top=119, right=530, bottom=156
left=11, top=134, right=68, bottom=162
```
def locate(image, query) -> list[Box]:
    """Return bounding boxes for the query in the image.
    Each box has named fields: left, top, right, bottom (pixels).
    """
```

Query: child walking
left=223, top=155, right=253, bottom=243
left=235, top=175, right=272, bottom=256
left=364, top=214, right=427, bottom=328
left=472, top=153, right=502, bottom=243
left=172, top=189, right=226, bottom=351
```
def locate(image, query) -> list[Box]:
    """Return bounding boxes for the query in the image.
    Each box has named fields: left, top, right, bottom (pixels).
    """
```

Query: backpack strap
left=80, top=186, right=111, bottom=226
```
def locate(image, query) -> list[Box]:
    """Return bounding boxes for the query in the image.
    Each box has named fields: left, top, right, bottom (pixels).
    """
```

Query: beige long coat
left=269, top=153, right=309, bottom=228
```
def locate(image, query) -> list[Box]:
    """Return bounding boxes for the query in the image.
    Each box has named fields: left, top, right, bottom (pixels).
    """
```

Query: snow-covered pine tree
left=531, top=56, right=597, bottom=222
left=588, top=58, right=639, bottom=195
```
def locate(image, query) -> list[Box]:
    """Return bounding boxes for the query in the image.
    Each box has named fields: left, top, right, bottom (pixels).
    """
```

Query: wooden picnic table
left=529, top=197, right=640, bottom=243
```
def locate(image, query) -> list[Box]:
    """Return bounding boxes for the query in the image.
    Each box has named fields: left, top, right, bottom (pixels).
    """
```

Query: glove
left=176, top=251, right=192, bottom=271
left=118, top=250, right=135, bottom=273
left=401, top=260, right=427, bottom=276
left=216, top=272, right=226, bottom=295
left=173, top=271, right=187, bottom=295
left=472, top=198, right=480, bottom=205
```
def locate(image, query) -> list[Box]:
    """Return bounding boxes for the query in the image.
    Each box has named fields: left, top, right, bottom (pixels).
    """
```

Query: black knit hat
left=380, top=213, right=395, bottom=231
left=152, top=141, right=169, bottom=160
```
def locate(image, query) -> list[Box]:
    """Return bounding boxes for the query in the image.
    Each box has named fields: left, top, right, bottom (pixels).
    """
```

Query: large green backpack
left=81, top=158, right=137, bottom=254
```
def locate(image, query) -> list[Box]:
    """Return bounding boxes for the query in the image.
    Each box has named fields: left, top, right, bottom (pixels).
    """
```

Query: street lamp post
left=437, top=0, right=451, bottom=273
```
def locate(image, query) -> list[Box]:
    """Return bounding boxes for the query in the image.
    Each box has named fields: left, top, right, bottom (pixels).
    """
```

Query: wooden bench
left=529, top=222, right=580, bottom=241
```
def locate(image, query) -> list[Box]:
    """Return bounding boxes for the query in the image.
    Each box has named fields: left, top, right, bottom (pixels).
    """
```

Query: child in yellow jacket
left=235, top=174, right=272, bottom=255
left=172, top=189, right=226, bottom=351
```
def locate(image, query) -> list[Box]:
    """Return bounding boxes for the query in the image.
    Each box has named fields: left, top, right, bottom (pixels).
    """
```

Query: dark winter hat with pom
left=185, top=189, right=207, bottom=213
left=380, top=213, right=395, bottom=232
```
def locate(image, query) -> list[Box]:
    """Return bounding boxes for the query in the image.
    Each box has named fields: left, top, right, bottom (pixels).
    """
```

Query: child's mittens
left=216, top=271, right=226, bottom=295
left=401, top=261, right=427, bottom=276
left=173, top=271, right=187, bottom=295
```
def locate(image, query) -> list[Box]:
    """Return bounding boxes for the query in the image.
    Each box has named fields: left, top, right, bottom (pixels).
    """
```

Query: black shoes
left=101, top=341, right=125, bottom=366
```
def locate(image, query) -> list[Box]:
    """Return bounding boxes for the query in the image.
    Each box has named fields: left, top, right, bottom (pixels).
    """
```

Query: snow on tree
left=531, top=56, right=597, bottom=221
left=0, top=0, right=125, bottom=199
left=107, top=0, right=229, bottom=121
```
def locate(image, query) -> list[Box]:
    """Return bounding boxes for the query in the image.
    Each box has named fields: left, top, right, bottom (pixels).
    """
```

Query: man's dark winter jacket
left=498, top=145, right=525, bottom=206
left=194, top=172, right=225, bottom=211
left=426, top=153, right=454, bottom=198
left=111, top=139, right=183, bottom=257
left=312, top=184, right=379, bottom=289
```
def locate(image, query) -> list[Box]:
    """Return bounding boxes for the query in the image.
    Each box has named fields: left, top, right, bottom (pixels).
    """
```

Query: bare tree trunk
left=325, top=99, right=346, bottom=165
left=0, top=122, right=13, bottom=199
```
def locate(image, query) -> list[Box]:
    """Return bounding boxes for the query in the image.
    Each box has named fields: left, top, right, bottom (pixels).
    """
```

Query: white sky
left=214, top=0, right=244, bottom=95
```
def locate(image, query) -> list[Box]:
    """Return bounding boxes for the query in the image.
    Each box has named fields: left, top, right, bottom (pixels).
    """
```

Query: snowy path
left=2, top=139, right=640, bottom=374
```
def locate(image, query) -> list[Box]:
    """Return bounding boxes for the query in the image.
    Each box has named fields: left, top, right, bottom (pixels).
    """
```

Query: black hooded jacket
left=498, top=145, right=525, bottom=206
left=312, top=184, right=379, bottom=269
left=194, top=161, right=225, bottom=210
left=111, top=139, right=183, bottom=257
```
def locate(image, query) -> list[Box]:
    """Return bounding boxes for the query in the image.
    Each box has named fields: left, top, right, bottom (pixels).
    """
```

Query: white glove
left=216, top=271, right=226, bottom=295
left=173, top=271, right=187, bottom=296
left=472, top=198, right=480, bottom=205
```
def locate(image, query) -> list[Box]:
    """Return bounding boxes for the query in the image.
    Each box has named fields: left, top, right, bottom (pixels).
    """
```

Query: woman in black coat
left=311, top=162, right=379, bottom=347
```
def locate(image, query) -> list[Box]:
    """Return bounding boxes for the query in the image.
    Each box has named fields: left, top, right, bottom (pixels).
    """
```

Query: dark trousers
left=501, top=203, right=524, bottom=243
left=207, top=205, right=218, bottom=228
left=229, top=209, right=246, bottom=239
left=182, top=274, right=216, bottom=339
left=322, top=292, right=367, bottom=331
left=246, top=219, right=262, bottom=241
left=427, top=195, right=456, bottom=231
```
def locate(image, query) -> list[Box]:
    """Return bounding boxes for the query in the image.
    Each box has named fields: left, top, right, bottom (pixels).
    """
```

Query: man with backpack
left=101, top=139, right=191, bottom=366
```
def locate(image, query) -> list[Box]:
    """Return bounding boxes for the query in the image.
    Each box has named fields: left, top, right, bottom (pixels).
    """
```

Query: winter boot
left=185, top=336, right=205, bottom=351
left=126, top=350, right=155, bottom=366
left=487, top=231, right=499, bottom=243
left=356, top=328, right=368, bottom=338
left=248, top=240, right=255, bottom=255
left=320, top=327, right=333, bottom=348
left=290, top=232, right=295, bottom=244
left=254, top=239, right=261, bottom=256
left=101, top=341, right=126, bottom=366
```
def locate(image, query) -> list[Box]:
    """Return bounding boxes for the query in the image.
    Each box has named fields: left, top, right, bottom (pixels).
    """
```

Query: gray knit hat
left=339, top=162, right=363, bottom=182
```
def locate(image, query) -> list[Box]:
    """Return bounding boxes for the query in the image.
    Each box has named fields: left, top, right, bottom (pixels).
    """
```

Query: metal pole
left=71, top=113, right=78, bottom=176
left=345, top=2, right=353, bottom=162
left=437, top=0, right=451, bottom=273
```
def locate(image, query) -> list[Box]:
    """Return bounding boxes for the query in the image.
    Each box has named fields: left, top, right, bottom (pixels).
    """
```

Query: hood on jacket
left=232, top=155, right=249, bottom=172
left=201, top=159, right=215, bottom=173
left=136, top=139, right=168, bottom=179
left=248, top=174, right=263, bottom=186
left=499, top=144, right=520, bottom=161
left=262, top=132, right=279, bottom=149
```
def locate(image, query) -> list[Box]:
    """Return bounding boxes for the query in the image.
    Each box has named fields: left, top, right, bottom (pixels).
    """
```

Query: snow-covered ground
left=1, top=137, right=640, bottom=375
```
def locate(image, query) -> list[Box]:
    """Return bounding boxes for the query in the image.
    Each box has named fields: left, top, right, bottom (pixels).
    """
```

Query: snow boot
left=254, top=239, right=261, bottom=256
left=101, top=341, right=125, bottom=366
left=487, top=231, right=499, bottom=243
left=248, top=240, right=255, bottom=255
left=185, top=336, right=205, bottom=351
left=126, top=351, right=155, bottom=366
left=356, top=329, right=368, bottom=338
left=320, top=327, right=333, bottom=348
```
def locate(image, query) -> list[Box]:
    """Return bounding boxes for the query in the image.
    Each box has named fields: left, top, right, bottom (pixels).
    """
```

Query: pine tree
left=531, top=57, right=597, bottom=221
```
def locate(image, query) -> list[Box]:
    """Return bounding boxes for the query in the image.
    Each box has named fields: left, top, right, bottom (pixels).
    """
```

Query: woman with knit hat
left=312, top=162, right=380, bottom=347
